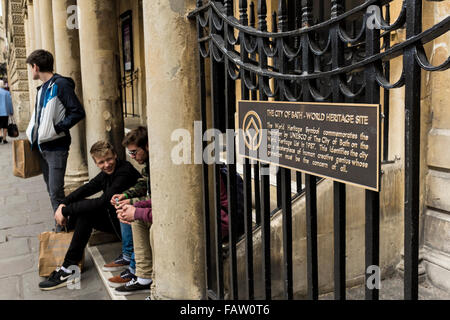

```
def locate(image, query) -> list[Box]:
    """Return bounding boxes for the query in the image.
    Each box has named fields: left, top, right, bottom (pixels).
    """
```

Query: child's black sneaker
left=39, top=267, right=77, bottom=291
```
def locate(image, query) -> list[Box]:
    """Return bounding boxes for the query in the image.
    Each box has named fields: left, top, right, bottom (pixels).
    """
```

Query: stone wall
left=4, top=0, right=29, bottom=131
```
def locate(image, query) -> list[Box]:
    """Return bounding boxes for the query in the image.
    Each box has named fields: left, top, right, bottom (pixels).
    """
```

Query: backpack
left=219, top=164, right=246, bottom=239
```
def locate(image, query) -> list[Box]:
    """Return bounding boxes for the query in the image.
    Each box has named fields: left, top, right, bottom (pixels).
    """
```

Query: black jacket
left=61, top=159, right=141, bottom=217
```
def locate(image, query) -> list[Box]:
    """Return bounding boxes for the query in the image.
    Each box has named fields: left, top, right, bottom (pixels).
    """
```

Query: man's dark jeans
left=62, top=208, right=121, bottom=268
left=39, top=149, right=69, bottom=213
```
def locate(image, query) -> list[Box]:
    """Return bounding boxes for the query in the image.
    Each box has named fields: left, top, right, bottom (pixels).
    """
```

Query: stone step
left=86, top=241, right=149, bottom=300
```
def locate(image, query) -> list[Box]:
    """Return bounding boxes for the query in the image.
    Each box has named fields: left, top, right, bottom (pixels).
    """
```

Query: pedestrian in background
left=0, top=79, right=13, bottom=144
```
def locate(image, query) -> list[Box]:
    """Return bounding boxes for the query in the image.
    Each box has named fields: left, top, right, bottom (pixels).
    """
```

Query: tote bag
left=38, top=230, right=85, bottom=277
left=12, top=139, right=42, bottom=178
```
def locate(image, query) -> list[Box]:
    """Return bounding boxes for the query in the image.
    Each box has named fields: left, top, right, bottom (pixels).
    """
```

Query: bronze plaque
left=238, top=100, right=380, bottom=191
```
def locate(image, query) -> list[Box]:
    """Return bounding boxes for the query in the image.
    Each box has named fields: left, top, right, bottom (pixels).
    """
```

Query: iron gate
left=189, top=0, right=450, bottom=300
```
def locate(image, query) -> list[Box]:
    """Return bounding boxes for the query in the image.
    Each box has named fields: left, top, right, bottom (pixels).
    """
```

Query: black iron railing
left=120, top=69, right=139, bottom=118
left=189, top=0, right=450, bottom=300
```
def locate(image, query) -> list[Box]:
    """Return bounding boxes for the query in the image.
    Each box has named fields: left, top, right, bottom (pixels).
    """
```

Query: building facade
left=1, top=0, right=449, bottom=299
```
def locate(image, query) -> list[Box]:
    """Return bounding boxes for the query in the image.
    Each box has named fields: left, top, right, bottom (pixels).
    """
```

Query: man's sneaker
left=0, top=137, right=2, bottom=143
left=115, top=278, right=152, bottom=296
left=107, top=269, right=137, bottom=288
left=39, top=267, right=77, bottom=291
left=102, top=253, right=130, bottom=272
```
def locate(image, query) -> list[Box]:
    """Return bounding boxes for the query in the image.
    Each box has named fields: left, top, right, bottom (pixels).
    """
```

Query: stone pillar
left=423, top=1, right=450, bottom=292
left=77, top=0, right=124, bottom=178
left=52, top=0, right=89, bottom=192
left=143, top=0, right=206, bottom=299
left=38, top=0, right=55, bottom=55
left=24, top=0, right=36, bottom=114
left=32, top=0, right=41, bottom=49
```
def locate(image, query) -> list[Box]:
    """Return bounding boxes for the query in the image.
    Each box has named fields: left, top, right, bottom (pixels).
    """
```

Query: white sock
left=60, top=266, right=71, bottom=274
left=137, top=277, right=152, bottom=285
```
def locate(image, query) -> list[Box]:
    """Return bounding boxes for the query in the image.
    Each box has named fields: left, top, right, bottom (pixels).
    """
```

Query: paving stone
left=38, top=199, right=52, bottom=211
left=0, top=276, right=22, bottom=300
left=15, top=182, right=47, bottom=193
left=26, top=211, right=53, bottom=225
left=72, top=289, right=111, bottom=300
left=0, top=189, right=19, bottom=197
left=28, top=237, right=40, bottom=253
left=26, top=191, right=52, bottom=203
left=6, top=195, right=26, bottom=206
left=0, top=254, right=35, bottom=277
left=0, top=214, right=28, bottom=230
left=2, top=202, right=35, bottom=216
left=0, top=238, right=29, bottom=259
left=0, top=233, right=6, bottom=244
left=0, top=184, right=15, bottom=191
left=3, top=222, right=54, bottom=239
left=24, top=175, right=45, bottom=183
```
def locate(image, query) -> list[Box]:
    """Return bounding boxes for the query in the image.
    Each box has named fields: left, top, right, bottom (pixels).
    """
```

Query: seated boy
left=38, top=141, right=141, bottom=291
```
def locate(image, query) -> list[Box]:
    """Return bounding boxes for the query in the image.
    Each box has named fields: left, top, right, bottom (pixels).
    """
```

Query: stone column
left=38, top=0, right=55, bottom=55
left=52, top=0, right=89, bottom=192
left=24, top=0, right=36, bottom=114
left=77, top=0, right=124, bottom=177
left=423, top=1, right=450, bottom=292
left=32, top=0, right=42, bottom=49
left=143, top=0, right=206, bottom=299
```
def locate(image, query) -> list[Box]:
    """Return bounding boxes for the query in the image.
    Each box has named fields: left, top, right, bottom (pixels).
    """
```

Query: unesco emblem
left=242, top=111, right=263, bottom=151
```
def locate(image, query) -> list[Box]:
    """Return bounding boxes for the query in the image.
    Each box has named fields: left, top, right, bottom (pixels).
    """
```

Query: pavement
left=0, top=133, right=110, bottom=300
left=319, top=273, right=450, bottom=300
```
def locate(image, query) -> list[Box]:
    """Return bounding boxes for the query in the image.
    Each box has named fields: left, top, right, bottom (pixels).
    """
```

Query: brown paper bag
left=38, top=231, right=84, bottom=277
left=12, top=139, right=42, bottom=178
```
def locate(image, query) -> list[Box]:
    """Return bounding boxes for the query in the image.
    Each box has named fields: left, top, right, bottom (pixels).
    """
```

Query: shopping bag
left=7, top=115, right=19, bottom=138
left=12, top=139, right=42, bottom=178
left=38, top=230, right=85, bottom=277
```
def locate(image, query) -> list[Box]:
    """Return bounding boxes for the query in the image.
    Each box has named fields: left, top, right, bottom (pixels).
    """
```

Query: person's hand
left=110, top=194, right=126, bottom=206
left=117, top=204, right=136, bottom=223
left=117, top=199, right=131, bottom=208
left=54, top=204, right=67, bottom=226
left=116, top=206, right=131, bottom=225
left=119, top=219, right=131, bottom=225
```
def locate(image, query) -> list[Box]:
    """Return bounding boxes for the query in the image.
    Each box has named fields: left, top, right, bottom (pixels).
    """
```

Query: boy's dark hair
left=26, top=50, right=54, bottom=73
left=122, top=126, right=148, bottom=149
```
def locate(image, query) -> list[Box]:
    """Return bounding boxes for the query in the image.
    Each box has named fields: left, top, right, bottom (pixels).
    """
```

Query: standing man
left=0, top=80, right=13, bottom=144
left=25, top=50, right=85, bottom=230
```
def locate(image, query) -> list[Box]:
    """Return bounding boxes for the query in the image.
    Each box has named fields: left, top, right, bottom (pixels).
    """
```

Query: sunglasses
left=127, top=149, right=138, bottom=156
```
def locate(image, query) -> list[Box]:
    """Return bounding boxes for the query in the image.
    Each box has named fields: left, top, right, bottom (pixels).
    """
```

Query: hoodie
left=26, top=74, right=85, bottom=151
